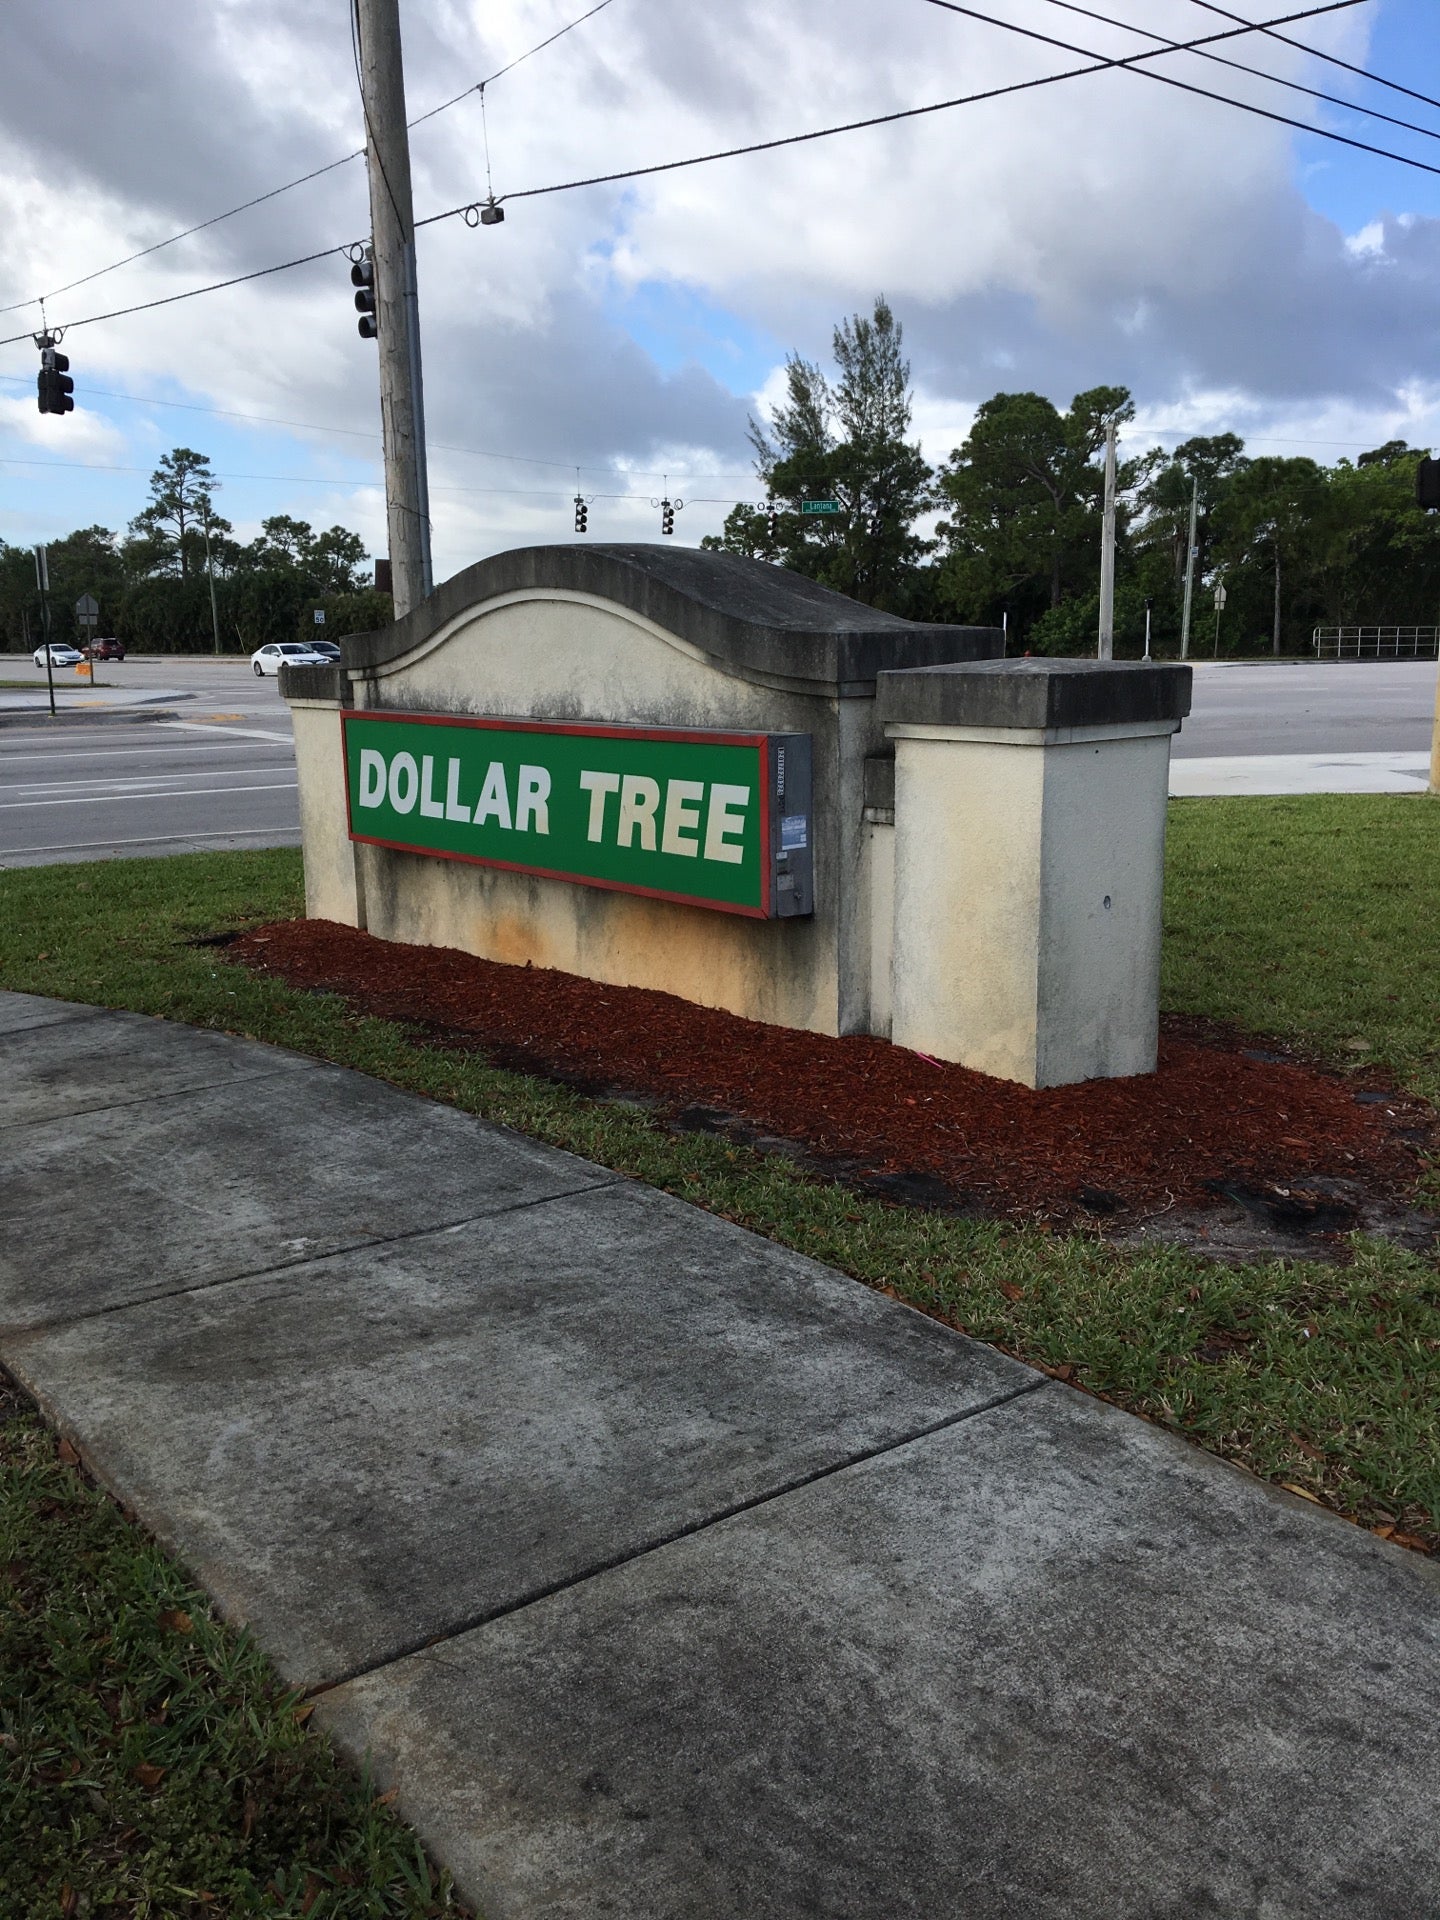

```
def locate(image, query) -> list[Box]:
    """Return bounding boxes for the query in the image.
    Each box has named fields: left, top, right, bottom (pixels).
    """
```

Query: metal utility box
left=767, top=732, right=814, bottom=919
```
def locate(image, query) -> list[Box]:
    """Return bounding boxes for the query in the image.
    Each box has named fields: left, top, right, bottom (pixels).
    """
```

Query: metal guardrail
left=1313, top=625, right=1439, bottom=660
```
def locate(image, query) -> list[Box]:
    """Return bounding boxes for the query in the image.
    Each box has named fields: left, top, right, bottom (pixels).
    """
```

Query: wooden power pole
left=355, top=0, right=433, bottom=617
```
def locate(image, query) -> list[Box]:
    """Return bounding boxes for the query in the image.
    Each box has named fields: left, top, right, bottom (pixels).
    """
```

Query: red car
left=84, top=637, right=126, bottom=661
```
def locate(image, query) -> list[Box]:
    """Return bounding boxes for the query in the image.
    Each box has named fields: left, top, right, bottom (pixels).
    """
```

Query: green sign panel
left=342, top=711, right=805, bottom=918
left=800, top=500, right=841, bottom=515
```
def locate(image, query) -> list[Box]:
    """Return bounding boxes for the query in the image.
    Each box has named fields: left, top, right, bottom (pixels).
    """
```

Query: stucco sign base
left=285, top=550, right=1192, bottom=1087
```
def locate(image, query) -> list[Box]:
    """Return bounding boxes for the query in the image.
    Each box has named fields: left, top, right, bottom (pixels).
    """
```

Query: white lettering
left=358, top=748, right=386, bottom=808
left=472, top=760, right=512, bottom=830
left=516, top=764, right=551, bottom=835
left=578, top=769, right=621, bottom=843
left=388, top=751, right=419, bottom=814
left=419, top=754, right=445, bottom=819
left=444, top=758, right=469, bottom=823
left=704, top=784, right=750, bottom=865
left=617, top=775, right=660, bottom=851
left=661, top=779, right=705, bottom=858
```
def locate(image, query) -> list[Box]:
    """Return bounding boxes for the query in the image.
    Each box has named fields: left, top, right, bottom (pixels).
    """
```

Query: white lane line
left=0, top=826, right=302, bottom=857
left=1, top=743, right=284, bottom=762
left=158, top=720, right=294, bottom=743
left=0, top=781, right=298, bottom=810
left=3, top=766, right=294, bottom=796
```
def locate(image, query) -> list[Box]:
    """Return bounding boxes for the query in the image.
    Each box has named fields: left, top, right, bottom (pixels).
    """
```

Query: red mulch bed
left=230, top=918, right=1433, bottom=1225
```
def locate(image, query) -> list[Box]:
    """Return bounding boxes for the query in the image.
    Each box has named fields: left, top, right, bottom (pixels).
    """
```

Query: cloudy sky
left=1, top=0, right=1436, bottom=580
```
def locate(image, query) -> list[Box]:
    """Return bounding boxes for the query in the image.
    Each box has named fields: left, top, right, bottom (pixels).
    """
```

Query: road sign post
left=75, top=593, right=99, bottom=678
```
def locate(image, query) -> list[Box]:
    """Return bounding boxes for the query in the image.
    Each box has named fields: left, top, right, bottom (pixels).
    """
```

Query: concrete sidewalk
left=1170, top=749, right=1431, bottom=796
left=2, top=991, right=1437, bottom=1917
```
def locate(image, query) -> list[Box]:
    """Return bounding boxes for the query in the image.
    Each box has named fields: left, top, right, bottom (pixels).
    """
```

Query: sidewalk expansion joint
left=0, top=1176, right=628, bottom=1342
left=0, top=1059, right=316, bottom=1136
left=305, top=1372, right=1051, bottom=1698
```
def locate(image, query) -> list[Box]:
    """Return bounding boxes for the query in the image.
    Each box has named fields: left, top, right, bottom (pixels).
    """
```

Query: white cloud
left=0, top=390, right=128, bottom=461
left=1, top=0, right=1436, bottom=569
left=1346, top=221, right=1387, bottom=259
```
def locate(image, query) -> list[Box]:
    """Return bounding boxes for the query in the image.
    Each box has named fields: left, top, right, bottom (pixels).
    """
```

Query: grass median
left=1, top=794, right=1438, bottom=1908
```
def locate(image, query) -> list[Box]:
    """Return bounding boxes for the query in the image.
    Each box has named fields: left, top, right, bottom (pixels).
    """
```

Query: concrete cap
left=281, top=663, right=345, bottom=701
left=877, top=657, right=1193, bottom=731
left=289, top=546, right=1002, bottom=699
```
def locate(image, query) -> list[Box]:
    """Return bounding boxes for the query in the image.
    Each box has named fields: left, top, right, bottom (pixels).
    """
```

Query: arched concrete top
left=325, top=545, right=1001, bottom=697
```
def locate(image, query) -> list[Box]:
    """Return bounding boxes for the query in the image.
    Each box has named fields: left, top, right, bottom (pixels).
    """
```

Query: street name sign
left=800, top=500, right=841, bottom=515
left=342, top=711, right=813, bottom=918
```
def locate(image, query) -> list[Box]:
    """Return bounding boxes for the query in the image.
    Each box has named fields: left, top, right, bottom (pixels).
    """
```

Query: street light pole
left=202, top=495, right=222, bottom=656
left=355, top=0, right=433, bottom=618
left=1179, top=477, right=1199, bottom=660
left=1097, top=420, right=1117, bottom=659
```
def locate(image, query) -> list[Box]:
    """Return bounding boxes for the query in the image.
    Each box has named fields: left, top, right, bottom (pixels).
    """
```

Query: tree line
left=7, top=328, right=1438, bottom=659
left=0, top=449, right=389, bottom=654
left=705, top=298, right=1440, bottom=655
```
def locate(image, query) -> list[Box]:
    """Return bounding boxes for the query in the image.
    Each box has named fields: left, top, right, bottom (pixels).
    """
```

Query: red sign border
left=340, top=709, right=774, bottom=919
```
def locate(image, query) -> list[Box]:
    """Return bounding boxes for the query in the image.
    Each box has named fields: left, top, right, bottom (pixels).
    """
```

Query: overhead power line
left=0, top=369, right=756, bottom=482
left=409, top=0, right=616, bottom=128
left=0, top=0, right=621, bottom=320
left=423, top=0, right=1388, bottom=216
left=0, top=0, right=1414, bottom=353
left=1040, top=0, right=1440, bottom=145
left=0, top=244, right=347, bottom=347
left=1186, top=0, right=1440, bottom=115
left=0, top=452, right=753, bottom=508
left=913, top=0, right=1440, bottom=179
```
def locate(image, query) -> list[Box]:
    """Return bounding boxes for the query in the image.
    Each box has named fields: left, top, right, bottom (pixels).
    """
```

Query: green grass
left=1, top=801, right=1438, bottom=1905
left=0, top=1375, right=463, bottom=1916
left=1163, top=794, right=1440, bottom=1102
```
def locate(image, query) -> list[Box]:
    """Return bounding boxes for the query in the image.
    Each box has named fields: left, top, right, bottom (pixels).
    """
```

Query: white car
left=35, top=642, right=85, bottom=668
left=250, top=642, right=334, bottom=677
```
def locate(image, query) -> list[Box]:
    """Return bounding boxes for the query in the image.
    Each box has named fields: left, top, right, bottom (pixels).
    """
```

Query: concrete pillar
left=877, top=660, right=1192, bottom=1088
left=289, top=695, right=366, bottom=928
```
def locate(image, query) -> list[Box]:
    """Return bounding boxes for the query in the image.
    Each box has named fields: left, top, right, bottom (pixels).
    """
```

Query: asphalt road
left=0, top=654, right=1435, bottom=868
left=0, top=658, right=298, bottom=869
left=1174, top=659, right=1437, bottom=758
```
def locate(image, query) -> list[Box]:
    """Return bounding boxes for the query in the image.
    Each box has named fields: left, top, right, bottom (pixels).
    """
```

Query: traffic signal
left=352, top=252, right=377, bottom=340
left=661, top=497, right=674, bottom=536
left=1417, top=455, right=1440, bottom=512
left=766, top=497, right=777, bottom=540
left=37, top=342, right=74, bottom=416
left=574, top=494, right=588, bottom=533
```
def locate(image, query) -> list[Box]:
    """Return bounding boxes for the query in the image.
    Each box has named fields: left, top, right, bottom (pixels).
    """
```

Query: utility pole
left=201, top=495, right=223, bottom=656
left=355, top=0, right=433, bottom=618
left=1179, top=477, right=1199, bottom=660
left=1097, top=420, right=1117, bottom=659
